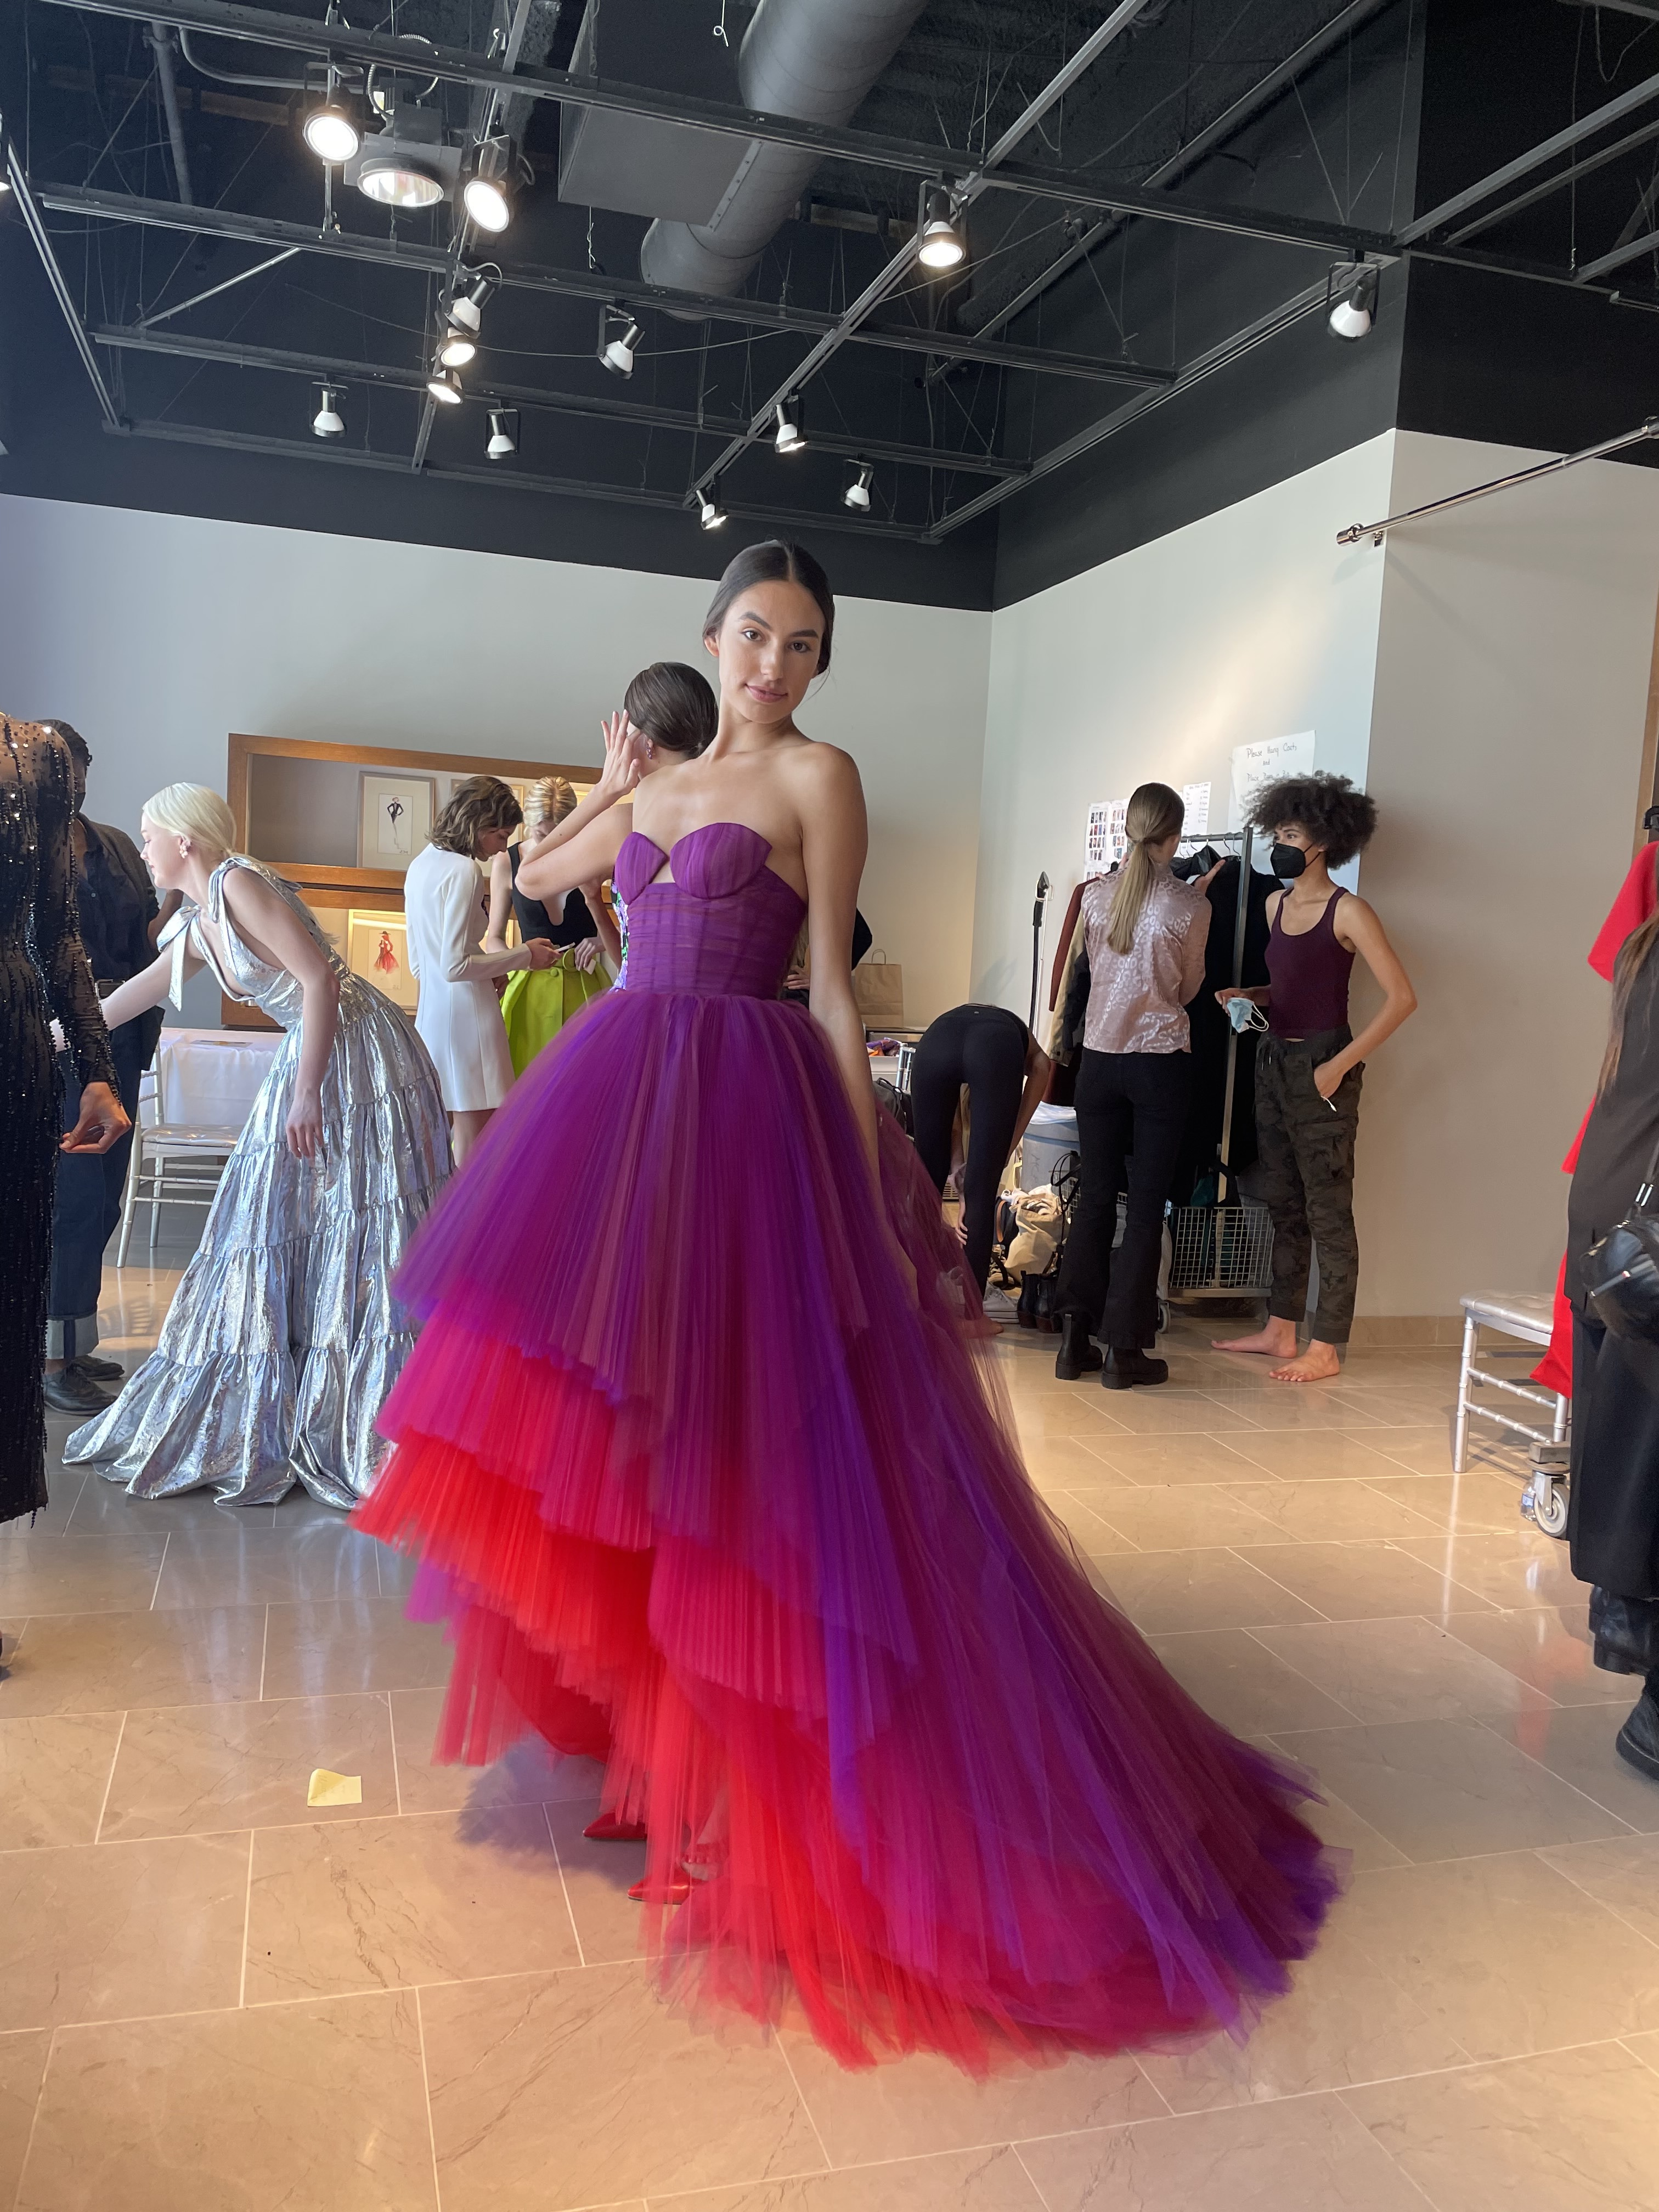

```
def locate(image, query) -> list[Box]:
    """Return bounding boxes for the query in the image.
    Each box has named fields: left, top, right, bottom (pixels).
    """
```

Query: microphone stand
left=1028, top=871, right=1051, bottom=1031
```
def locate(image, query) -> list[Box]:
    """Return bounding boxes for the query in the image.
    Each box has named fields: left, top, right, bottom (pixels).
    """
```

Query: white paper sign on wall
left=1229, top=733, right=1315, bottom=831
left=1181, top=781, right=1211, bottom=837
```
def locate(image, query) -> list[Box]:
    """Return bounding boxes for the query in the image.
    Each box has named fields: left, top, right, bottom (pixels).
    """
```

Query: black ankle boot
left=1054, top=1314, right=1103, bottom=1381
left=1616, top=1674, right=1659, bottom=1782
left=1590, top=1589, right=1659, bottom=1676
left=1104, top=1347, right=1169, bottom=1390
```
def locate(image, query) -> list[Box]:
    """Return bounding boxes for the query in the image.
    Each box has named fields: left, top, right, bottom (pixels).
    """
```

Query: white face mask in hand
left=1226, top=996, right=1269, bottom=1034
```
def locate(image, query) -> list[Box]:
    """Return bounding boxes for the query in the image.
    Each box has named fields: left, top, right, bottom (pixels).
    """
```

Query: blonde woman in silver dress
left=66, top=783, right=450, bottom=1506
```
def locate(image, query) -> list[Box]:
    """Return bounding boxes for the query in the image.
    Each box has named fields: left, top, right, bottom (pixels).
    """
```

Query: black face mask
left=1269, top=842, right=1308, bottom=880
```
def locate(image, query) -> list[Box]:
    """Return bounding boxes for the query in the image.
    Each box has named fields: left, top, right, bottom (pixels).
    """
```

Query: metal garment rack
left=1174, top=826, right=1258, bottom=1204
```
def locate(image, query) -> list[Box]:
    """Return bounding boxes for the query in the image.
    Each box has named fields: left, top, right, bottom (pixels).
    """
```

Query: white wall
left=0, top=494, right=990, bottom=1028
left=1357, top=430, right=1659, bottom=1315
left=971, top=432, right=1398, bottom=1015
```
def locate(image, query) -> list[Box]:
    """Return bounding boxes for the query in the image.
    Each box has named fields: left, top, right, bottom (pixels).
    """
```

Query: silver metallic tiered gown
left=66, top=857, right=452, bottom=1506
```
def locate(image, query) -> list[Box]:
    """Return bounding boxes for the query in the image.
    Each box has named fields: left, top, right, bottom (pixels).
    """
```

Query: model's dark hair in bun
left=702, top=539, right=835, bottom=673
left=623, top=662, right=718, bottom=757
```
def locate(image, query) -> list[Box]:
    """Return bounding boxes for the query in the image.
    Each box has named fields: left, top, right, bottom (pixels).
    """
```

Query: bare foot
left=1212, top=1321, right=1299, bottom=1356
left=1268, top=1342, right=1343, bottom=1384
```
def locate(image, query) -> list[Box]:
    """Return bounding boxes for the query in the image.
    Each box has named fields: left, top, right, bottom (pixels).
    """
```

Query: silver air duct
left=638, top=0, right=929, bottom=296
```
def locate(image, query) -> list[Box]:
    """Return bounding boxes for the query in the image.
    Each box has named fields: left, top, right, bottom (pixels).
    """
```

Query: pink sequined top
left=1079, top=865, right=1211, bottom=1055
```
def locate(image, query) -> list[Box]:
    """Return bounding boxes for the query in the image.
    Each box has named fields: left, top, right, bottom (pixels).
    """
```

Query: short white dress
left=405, top=842, right=515, bottom=1112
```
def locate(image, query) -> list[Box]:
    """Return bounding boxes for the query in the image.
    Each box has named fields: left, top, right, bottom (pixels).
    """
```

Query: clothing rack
left=1173, top=826, right=1258, bottom=1205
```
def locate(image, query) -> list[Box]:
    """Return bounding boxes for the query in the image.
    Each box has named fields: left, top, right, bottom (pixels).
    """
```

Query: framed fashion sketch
left=358, top=772, right=436, bottom=873
left=347, top=910, right=419, bottom=1011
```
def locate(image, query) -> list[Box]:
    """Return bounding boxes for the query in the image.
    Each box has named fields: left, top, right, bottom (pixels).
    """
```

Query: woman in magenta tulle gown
left=353, top=540, right=1340, bottom=2071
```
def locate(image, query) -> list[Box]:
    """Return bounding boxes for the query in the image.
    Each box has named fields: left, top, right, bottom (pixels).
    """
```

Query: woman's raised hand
left=596, top=712, right=644, bottom=804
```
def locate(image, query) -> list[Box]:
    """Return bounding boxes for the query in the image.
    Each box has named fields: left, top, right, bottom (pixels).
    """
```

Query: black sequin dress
left=2, top=719, right=117, bottom=1523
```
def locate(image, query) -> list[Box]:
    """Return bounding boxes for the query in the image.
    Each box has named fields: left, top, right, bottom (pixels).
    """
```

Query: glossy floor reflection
left=3, top=1263, right=1656, bottom=2210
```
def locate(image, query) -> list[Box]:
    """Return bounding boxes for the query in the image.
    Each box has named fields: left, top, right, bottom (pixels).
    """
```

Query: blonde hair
left=142, top=782, right=239, bottom=859
left=1104, top=782, right=1186, bottom=957
left=527, top=776, right=578, bottom=832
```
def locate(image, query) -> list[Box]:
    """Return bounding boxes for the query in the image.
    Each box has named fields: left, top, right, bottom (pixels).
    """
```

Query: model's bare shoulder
left=785, top=738, right=861, bottom=794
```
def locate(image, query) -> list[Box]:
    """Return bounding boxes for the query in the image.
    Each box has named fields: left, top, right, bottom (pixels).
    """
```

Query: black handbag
left=1585, top=1133, right=1659, bottom=1341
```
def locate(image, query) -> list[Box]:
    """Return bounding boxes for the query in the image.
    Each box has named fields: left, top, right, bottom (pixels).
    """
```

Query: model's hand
left=1313, top=1058, right=1346, bottom=1102
left=285, top=1083, right=324, bottom=1159
left=596, top=712, right=644, bottom=804
left=953, top=1215, right=969, bottom=1249
left=62, top=1081, right=130, bottom=1155
left=524, top=938, right=559, bottom=971
left=1195, top=859, right=1226, bottom=893
left=573, top=939, right=600, bottom=974
left=1216, top=988, right=1252, bottom=1009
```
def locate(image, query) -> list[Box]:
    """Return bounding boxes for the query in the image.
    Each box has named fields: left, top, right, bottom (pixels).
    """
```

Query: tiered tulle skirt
left=355, top=986, right=1340, bottom=2068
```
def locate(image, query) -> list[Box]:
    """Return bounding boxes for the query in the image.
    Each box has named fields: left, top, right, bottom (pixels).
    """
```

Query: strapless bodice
left=614, top=822, right=806, bottom=998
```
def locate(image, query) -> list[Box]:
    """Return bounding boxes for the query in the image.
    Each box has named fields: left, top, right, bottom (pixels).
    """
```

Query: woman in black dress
left=1567, top=864, right=1659, bottom=1784
left=1, top=718, right=129, bottom=1525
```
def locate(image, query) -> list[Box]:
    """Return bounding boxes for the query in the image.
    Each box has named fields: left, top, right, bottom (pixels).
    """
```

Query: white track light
left=303, top=103, right=360, bottom=164
left=357, top=147, right=445, bottom=209
left=487, top=408, right=517, bottom=460
left=462, top=138, right=514, bottom=233
left=600, top=315, right=642, bottom=378
left=438, top=329, right=476, bottom=368
left=426, top=365, right=464, bottom=405
left=843, top=459, right=874, bottom=512
left=918, top=182, right=966, bottom=271
left=698, top=483, right=727, bottom=531
left=312, top=385, right=345, bottom=438
left=1328, top=261, right=1379, bottom=341
left=774, top=397, right=806, bottom=455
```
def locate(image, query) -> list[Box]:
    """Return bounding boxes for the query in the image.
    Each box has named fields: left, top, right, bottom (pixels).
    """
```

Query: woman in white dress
left=405, top=776, right=556, bottom=1165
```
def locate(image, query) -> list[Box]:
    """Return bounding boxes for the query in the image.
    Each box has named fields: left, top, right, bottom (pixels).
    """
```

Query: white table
left=152, top=1025, right=284, bottom=1130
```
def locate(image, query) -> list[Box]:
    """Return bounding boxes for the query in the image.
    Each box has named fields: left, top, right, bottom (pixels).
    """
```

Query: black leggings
left=911, top=1004, right=1029, bottom=1295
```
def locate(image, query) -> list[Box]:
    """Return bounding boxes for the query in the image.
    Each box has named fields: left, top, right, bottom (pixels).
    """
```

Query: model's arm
left=1317, top=895, right=1416, bottom=1096
left=219, top=868, right=340, bottom=1159
left=517, top=712, right=639, bottom=879
left=1178, top=895, right=1212, bottom=1005
left=99, top=939, right=202, bottom=1029
left=148, top=887, right=183, bottom=945
left=798, top=746, right=877, bottom=1180
left=482, top=850, right=516, bottom=956
left=1011, top=1034, right=1054, bottom=1153
left=430, top=855, right=555, bottom=984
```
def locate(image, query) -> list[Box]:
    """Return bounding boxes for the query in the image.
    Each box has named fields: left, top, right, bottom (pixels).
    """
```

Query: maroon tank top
left=1267, top=890, right=1354, bottom=1036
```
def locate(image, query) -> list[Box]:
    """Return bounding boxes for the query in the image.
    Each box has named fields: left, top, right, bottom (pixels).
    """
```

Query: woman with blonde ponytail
left=1053, top=781, right=1214, bottom=1388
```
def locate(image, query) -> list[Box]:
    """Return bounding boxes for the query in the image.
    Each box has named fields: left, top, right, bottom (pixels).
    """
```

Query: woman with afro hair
left=1214, top=771, right=1415, bottom=1382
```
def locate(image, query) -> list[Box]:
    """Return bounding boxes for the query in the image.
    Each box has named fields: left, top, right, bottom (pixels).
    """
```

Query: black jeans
left=48, top=1019, right=144, bottom=1361
left=1055, top=1048, right=1190, bottom=1350
left=911, top=1003, right=1028, bottom=1296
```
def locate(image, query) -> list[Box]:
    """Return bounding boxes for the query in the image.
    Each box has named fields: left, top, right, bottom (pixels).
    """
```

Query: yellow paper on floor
left=307, top=1769, right=363, bottom=1808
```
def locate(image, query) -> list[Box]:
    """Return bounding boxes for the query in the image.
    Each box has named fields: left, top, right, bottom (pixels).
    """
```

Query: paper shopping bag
left=853, top=952, right=904, bottom=1027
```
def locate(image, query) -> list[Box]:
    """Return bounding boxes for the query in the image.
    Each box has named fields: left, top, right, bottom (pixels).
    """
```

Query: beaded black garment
left=1, top=719, right=117, bottom=1523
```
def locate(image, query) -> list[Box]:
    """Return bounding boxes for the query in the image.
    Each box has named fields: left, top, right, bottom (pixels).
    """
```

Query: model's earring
left=645, top=740, right=656, bottom=760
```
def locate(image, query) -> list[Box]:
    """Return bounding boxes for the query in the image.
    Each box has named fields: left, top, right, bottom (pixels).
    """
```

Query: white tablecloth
left=151, top=1026, right=284, bottom=1131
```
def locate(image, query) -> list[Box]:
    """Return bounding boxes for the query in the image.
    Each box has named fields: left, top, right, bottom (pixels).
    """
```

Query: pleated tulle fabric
left=356, top=824, right=1340, bottom=2069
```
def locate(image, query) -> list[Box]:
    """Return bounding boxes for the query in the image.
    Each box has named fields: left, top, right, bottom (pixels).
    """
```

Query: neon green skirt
left=500, top=953, right=610, bottom=1076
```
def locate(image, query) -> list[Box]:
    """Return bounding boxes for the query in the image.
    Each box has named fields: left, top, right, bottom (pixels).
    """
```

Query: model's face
left=477, top=827, right=513, bottom=860
left=138, top=815, right=191, bottom=892
left=703, top=579, right=823, bottom=725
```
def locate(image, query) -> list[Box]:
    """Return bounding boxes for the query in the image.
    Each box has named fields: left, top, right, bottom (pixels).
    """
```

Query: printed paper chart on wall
left=1181, top=782, right=1211, bottom=837
left=1229, top=733, right=1314, bottom=831
left=1086, top=800, right=1128, bottom=876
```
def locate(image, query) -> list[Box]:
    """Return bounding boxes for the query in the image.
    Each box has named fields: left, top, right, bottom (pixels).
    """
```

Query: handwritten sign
left=1229, top=733, right=1315, bottom=831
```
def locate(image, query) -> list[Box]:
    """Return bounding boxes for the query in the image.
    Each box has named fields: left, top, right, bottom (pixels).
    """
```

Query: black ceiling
left=2, top=0, right=1658, bottom=602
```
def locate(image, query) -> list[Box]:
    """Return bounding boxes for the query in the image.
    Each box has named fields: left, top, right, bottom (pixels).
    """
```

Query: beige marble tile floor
left=2, top=1284, right=1656, bottom=2211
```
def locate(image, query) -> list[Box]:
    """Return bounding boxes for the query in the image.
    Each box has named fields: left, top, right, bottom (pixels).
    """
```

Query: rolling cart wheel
left=1531, top=1480, right=1569, bottom=1539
